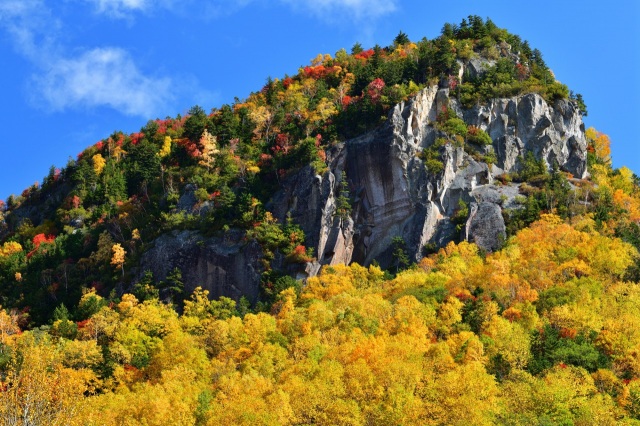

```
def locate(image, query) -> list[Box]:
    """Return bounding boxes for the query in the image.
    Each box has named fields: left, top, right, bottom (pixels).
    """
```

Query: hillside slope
left=0, top=16, right=640, bottom=424
left=0, top=16, right=636, bottom=323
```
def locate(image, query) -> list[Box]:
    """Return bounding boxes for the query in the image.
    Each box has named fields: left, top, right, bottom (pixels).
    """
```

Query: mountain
left=1, top=16, right=640, bottom=424
left=0, top=16, right=631, bottom=322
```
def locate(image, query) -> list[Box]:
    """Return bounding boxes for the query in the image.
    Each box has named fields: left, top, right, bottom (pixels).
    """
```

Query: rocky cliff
left=142, top=84, right=587, bottom=297
left=271, top=84, right=587, bottom=271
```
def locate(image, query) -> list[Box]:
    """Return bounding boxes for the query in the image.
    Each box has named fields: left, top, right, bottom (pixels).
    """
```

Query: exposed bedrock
left=273, top=85, right=587, bottom=270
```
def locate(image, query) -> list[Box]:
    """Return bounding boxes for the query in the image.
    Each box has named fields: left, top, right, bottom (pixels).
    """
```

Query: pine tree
left=335, top=171, right=352, bottom=220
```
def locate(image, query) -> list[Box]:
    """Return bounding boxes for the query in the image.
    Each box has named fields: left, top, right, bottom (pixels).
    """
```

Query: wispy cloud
left=34, top=48, right=173, bottom=116
left=85, top=0, right=148, bottom=17
left=84, top=0, right=397, bottom=22
left=281, top=0, right=397, bottom=21
left=0, top=0, right=178, bottom=117
left=82, top=0, right=186, bottom=18
left=0, top=0, right=59, bottom=59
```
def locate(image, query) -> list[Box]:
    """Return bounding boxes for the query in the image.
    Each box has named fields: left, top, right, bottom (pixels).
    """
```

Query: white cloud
left=84, top=0, right=148, bottom=17
left=83, top=0, right=183, bottom=18
left=0, top=0, right=59, bottom=59
left=34, top=48, right=173, bottom=117
left=84, top=0, right=397, bottom=22
left=87, top=0, right=149, bottom=16
left=281, top=0, right=397, bottom=20
left=0, top=0, right=179, bottom=117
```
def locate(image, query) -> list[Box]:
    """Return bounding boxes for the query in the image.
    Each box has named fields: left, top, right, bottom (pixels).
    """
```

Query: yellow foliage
left=585, top=126, right=611, bottom=164
left=92, top=153, right=106, bottom=175
left=0, top=334, right=94, bottom=426
left=110, top=243, right=126, bottom=269
left=199, top=128, right=219, bottom=169
left=0, top=241, right=22, bottom=257
left=159, top=135, right=172, bottom=158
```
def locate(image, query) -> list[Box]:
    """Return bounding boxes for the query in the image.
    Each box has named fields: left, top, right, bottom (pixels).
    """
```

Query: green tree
left=393, top=31, right=410, bottom=47
left=391, top=236, right=410, bottom=273
left=183, top=105, right=208, bottom=142
left=160, top=267, right=185, bottom=306
left=335, top=171, right=352, bottom=220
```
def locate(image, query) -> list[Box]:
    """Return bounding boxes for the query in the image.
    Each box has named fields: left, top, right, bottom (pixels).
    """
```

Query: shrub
left=467, top=126, right=493, bottom=145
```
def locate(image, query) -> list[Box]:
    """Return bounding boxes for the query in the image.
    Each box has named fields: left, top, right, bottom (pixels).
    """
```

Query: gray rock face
left=464, top=57, right=496, bottom=81
left=465, top=202, right=506, bottom=252
left=463, top=93, right=587, bottom=178
left=272, top=85, right=587, bottom=270
left=141, top=84, right=589, bottom=299
left=139, top=229, right=263, bottom=303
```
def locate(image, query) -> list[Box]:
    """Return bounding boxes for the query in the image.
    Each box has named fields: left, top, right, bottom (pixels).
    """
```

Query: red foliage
left=448, top=75, right=458, bottom=90
left=302, top=65, right=337, bottom=80
left=515, top=63, right=528, bottom=81
left=272, top=133, right=291, bottom=155
left=559, top=362, right=567, bottom=369
left=502, top=307, right=522, bottom=322
left=455, top=291, right=476, bottom=302
left=560, top=327, right=577, bottom=339
left=354, top=49, right=375, bottom=61
left=130, top=132, right=144, bottom=145
left=315, top=134, right=322, bottom=147
left=157, top=119, right=168, bottom=134
left=76, top=319, right=90, bottom=329
left=287, top=245, right=312, bottom=263
left=258, top=153, right=273, bottom=167
left=95, top=141, right=104, bottom=151
left=32, top=233, right=55, bottom=250
left=177, top=138, right=201, bottom=158
left=367, top=78, right=385, bottom=103
left=341, top=95, right=353, bottom=109
left=283, top=77, right=294, bottom=89
left=27, top=233, right=55, bottom=258
left=71, top=195, right=82, bottom=209
left=436, top=105, right=453, bottom=123
left=172, top=117, right=186, bottom=131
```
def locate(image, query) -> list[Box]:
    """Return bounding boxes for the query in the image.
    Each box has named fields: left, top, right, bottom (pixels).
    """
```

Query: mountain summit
left=0, top=16, right=628, bottom=321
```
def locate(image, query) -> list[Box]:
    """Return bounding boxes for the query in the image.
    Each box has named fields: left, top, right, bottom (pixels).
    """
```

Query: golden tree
left=111, top=243, right=126, bottom=277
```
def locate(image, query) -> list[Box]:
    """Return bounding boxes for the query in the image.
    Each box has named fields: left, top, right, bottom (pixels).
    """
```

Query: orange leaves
left=614, top=188, right=640, bottom=222
left=585, top=127, right=611, bottom=164
left=27, top=233, right=55, bottom=259
left=286, top=245, right=312, bottom=264
left=354, top=49, right=375, bottom=61
left=302, top=65, right=339, bottom=80
left=508, top=214, right=635, bottom=289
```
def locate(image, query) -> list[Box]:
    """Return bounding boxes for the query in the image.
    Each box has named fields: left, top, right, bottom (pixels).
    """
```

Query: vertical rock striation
left=141, top=85, right=588, bottom=297
left=273, top=85, right=587, bottom=271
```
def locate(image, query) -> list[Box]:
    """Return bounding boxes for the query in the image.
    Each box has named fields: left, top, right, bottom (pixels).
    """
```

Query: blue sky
left=0, top=0, right=638, bottom=201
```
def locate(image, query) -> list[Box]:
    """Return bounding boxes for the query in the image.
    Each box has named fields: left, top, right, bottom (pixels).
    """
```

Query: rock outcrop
left=272, top=85, right=587, bottom=271
left=141, top=85, right=588, bottom=296
left=139, top=229, right=263, bottom=304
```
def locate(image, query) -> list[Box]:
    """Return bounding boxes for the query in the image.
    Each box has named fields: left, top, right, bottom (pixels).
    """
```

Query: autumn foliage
left=0, top=16, right=638, bottom=424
